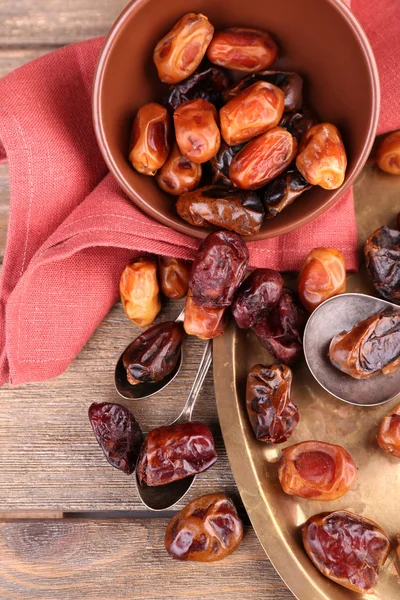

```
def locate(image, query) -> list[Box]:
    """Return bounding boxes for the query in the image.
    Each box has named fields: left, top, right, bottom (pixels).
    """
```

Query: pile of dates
left=128, top=12, right=348, bottom=236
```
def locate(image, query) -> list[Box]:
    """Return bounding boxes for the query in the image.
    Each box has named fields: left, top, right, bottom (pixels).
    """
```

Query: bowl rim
left=92, top=0, right=380, bottom=241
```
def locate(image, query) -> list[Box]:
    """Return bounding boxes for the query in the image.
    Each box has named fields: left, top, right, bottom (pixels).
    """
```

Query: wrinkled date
left=220, top=81, right=284, bottom=146
left=376, top=131, right=400, bottom=175
left=263, top=166, right=312, bottom=218
left=120, top=256, right=161, bottom=327
left=223, top=71, right=303, bottom=112
left=364, top=226, right=400, bottom=302
left=207, top=27, right=278, bottom=72
left=279, top=107, right=318, bottom=141
left=89, top=403, right=143, bottom=475
left=176, top=185, right=264, bottom=236
left=153, top=13, right=214, bottom=84
left=329, top=308, right=400, bottom=379
left=188, top=230, right=249, bottom=308
left=296, top=123, right=347, bottom=189
left=129, top=103, right=171, bottom=175
left=246, top=363, right=299, bottom=443
left=163, top=63, right=229, bottom=113
left=377, top=403, right=400, bottom=458
left=279, top=441, right=358, bottom=501
left=122, top=321, right=184, bottom=385
left=158, top=256, right=191, bottom=299
left=230, top=127, right=298, bottom=190
left=253, top=288, right=307, bottom=364
left=302, top=511, right=391, bottom=593
left=174, top=99, right=221, bottom=164
left=210, top=141, right=243, bottom=186
left=137, top=421, right=217, bottom=486
left=298, top=247, right=346, bottom=312
left=156, top=143, right=202, bottom=195
left=184, top=292, right=228, bottom=339
left=232, top=268, right=283, bottom=328
left=165, top=493, right=243, bottom=561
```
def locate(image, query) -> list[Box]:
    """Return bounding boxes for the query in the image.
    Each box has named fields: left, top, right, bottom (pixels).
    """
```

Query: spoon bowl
left=303, top=292, right=400, bottom=406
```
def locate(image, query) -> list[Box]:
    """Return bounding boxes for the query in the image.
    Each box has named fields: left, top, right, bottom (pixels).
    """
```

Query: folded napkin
left=0, top=0, right=398, bottom=385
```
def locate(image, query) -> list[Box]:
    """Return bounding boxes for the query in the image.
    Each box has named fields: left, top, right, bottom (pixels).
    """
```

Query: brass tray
left=213, top=164, right=400, bottom=600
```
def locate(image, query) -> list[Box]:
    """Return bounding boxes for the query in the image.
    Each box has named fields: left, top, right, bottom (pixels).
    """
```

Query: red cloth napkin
left=0, top=0, right=398, bottom=386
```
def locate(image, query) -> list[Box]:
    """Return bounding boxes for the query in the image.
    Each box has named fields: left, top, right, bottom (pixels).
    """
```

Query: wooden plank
left=0, top=519, right=294, bottom=600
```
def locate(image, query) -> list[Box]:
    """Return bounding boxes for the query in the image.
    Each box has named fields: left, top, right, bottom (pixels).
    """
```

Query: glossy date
left=298, top=247, right=346, bottom=312
left=174, top=99, right=220, bottom=164
left=206, top=27, right=278, bottom=72
left=129, top=103, right=171, bottom=175
left=376, top=130, right=400, bottom=175
left=223, top=71, right=303, bottom=112
left=184, top=292, right=228, bottom=339
left=210, top=141, right=244, bottom=186
left=163, top=63, right=229, bottom=113
left=158, top=256, right=191, bottom=299
left=364, top=226, right=400, bottom=302
left=377, top=403, right=400, bottom=458
left=165, top=493, right=243, bottom=561
left=279, top=107, right=318, bottom=141
left=156, top=143, right=202, bottom=195
left=232, top=268, right=283, bottom=329
left=263, top=166, right=312, bottom=218
left=120, top=256, right=161, bottom=327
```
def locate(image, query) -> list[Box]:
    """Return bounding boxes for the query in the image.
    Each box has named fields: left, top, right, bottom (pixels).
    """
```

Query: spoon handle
left=173, top=340, right=213, bottom=425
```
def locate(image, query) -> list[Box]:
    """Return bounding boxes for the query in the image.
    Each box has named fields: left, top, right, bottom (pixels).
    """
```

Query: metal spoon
left=303, top=292, right=400, bottom=407
left=135, top=339, right=213, bottom=511
left=114, top=308, right=185, bottom=400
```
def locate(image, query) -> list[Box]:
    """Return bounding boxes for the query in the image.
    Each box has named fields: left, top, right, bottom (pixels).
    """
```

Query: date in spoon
left=303, top=293, right=400, bottom=406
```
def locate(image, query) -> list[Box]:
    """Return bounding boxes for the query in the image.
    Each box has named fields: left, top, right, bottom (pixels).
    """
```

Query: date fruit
left=230, top=127, right=298, bottom=190
left=184, top=292, right=228, bottom=339
left=232, top=268, right=283, bottom=329
left=88, top=403, right=143, bottom=475
left=364, top=226, right=400, bottom=302
left=207, top=27, right=278, bottom=72
left=120, top=256, right=161, bottom=327
left=122, top=321, right=184, bottom=385
left=329, top=308, right=400, bottom=379
left=220, top=81, right=284, bottom=146
left=263, top=166, right=312, bottom=218
left=279, top=441, right=357, bottom=501
left=377, top=403, right=400, bottom=458
left=223, top=71, right=303, bottom=112
left=302, top=511, right=391, bottom=593
left=376, top=131, right=400, bottom=174
left=298, top=247, right=346, bottom=312
left=176, top=185, right=264, bottom=236
left=174, top=99, right=220, bottom=164
left=163, top=63, right=229, bottom=113
left=210, top=141, right=243, bottom=186
left=279, top=107, right=318, bottom=141
left=158, top=256, right=191, bottom=299
left=165, top=493, right=243, bottom=562
left=246, top=363, right=299, bottom=443
left=137, top=421, right=217, bottom=486
left=153, top=13, right=214, bottom=84
left=156, top=143, right=202, bottom=195
left=129, top=103, right=171, bottom=176
left=296, top=123, right=347, bottom=189
left=252, top=288, right=307, bottom=364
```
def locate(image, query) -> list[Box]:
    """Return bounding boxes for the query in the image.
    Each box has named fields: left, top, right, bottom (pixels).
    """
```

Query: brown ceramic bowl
left=92, top=0, right=379, bottom=241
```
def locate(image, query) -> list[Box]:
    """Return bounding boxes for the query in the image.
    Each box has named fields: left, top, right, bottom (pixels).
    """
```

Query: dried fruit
left=210, top=141, right=244, bottom=186
left=298, top=247, right=346, bottom=312
left=263, top=166, right=312, bottom=218
left=174, top=99, right=221, bottom=164
left=279, top=107, right=318, bottom=141
left=184, top=292, right=228, bottom=339
left=223, top=71, right=303, bottom=112
left=129, top=103, right=171, bottom=175
left=207, top=27, right=278, bottom=72
left=376, top=131, right=400, bottom=174
left=120, top=256, right=161, bottom=327
left=158, top=256, right=191, bottom=299
left=232, top=268, right=283, bottom=329
left=156, top=143, right=202, bottom=195
left=364, top=226, right=400, bottom=302
left=377, top=403, right=400, bottom=458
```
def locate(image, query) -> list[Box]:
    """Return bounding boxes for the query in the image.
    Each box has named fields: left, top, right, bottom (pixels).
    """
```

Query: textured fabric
left=0, top=0, right=398, bottom=385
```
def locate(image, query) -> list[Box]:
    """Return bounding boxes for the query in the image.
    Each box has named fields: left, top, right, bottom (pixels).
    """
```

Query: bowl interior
left=93, top=0, right=379, bottom=241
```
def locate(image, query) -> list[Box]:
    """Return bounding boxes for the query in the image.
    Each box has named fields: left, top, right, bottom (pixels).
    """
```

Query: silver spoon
left=135, top=339, right=213, bottom=511
left=303, top=292, right=400, bottom=407
left=114, top=308, right=185, bottom=400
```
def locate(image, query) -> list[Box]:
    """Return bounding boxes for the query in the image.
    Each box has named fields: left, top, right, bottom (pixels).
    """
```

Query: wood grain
left=0, top=519, right=294, bottom=600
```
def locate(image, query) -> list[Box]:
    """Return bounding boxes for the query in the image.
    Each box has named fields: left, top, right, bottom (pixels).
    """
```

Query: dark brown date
left=158, top=256, right=191, bottom=299
left=88, top=403, right=143, bottom=475
left=184, top=292, right=228, bottom=339
left=165, top=493, right=243, bottom=562
left=206, top=27, right=278, bottom=72
left=329, top=308, right=400, bottom=379
left=174, top=99, right=220, bottom=164
left=137, top=421, right=217, bottom=486
left=230, top=127, right=298, bottom=190
left=376, top=131, right=400, bottom=174
left=129, top=103, right=171, bottom=176
left=263, top=166, right=312, bottom=218
left=223, top=71, right=303, bottom=112
left=252, top=288, right=307, bottom=364
left=279, top=107, right=318, bottom=141
left=176, top=185, right=264, bottom=236
left=153, top=13, right=214, bottom=84
left=220, top=81, right=284, bottom=146
left=246, top=363, right=299, bottom=443
left=279, top=441, right=358, bottom=501
left=302, top=511, right=391, bottom=593
left=122, top=321, right=184, bottom=385
left=377, top=403, right=400, bottom=458
left=156, top=143, right=202, bottom=195
left=364, top=226, right=400, bottom=302
left=232, top=268, right=283, bottom=328
left=210, top=141, right=244, bottom=186
left=298, top=247, right=346, bottom=312
left=188, top=230, right=249, bottom=308
left=163, top=62, right=229, bottom=113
